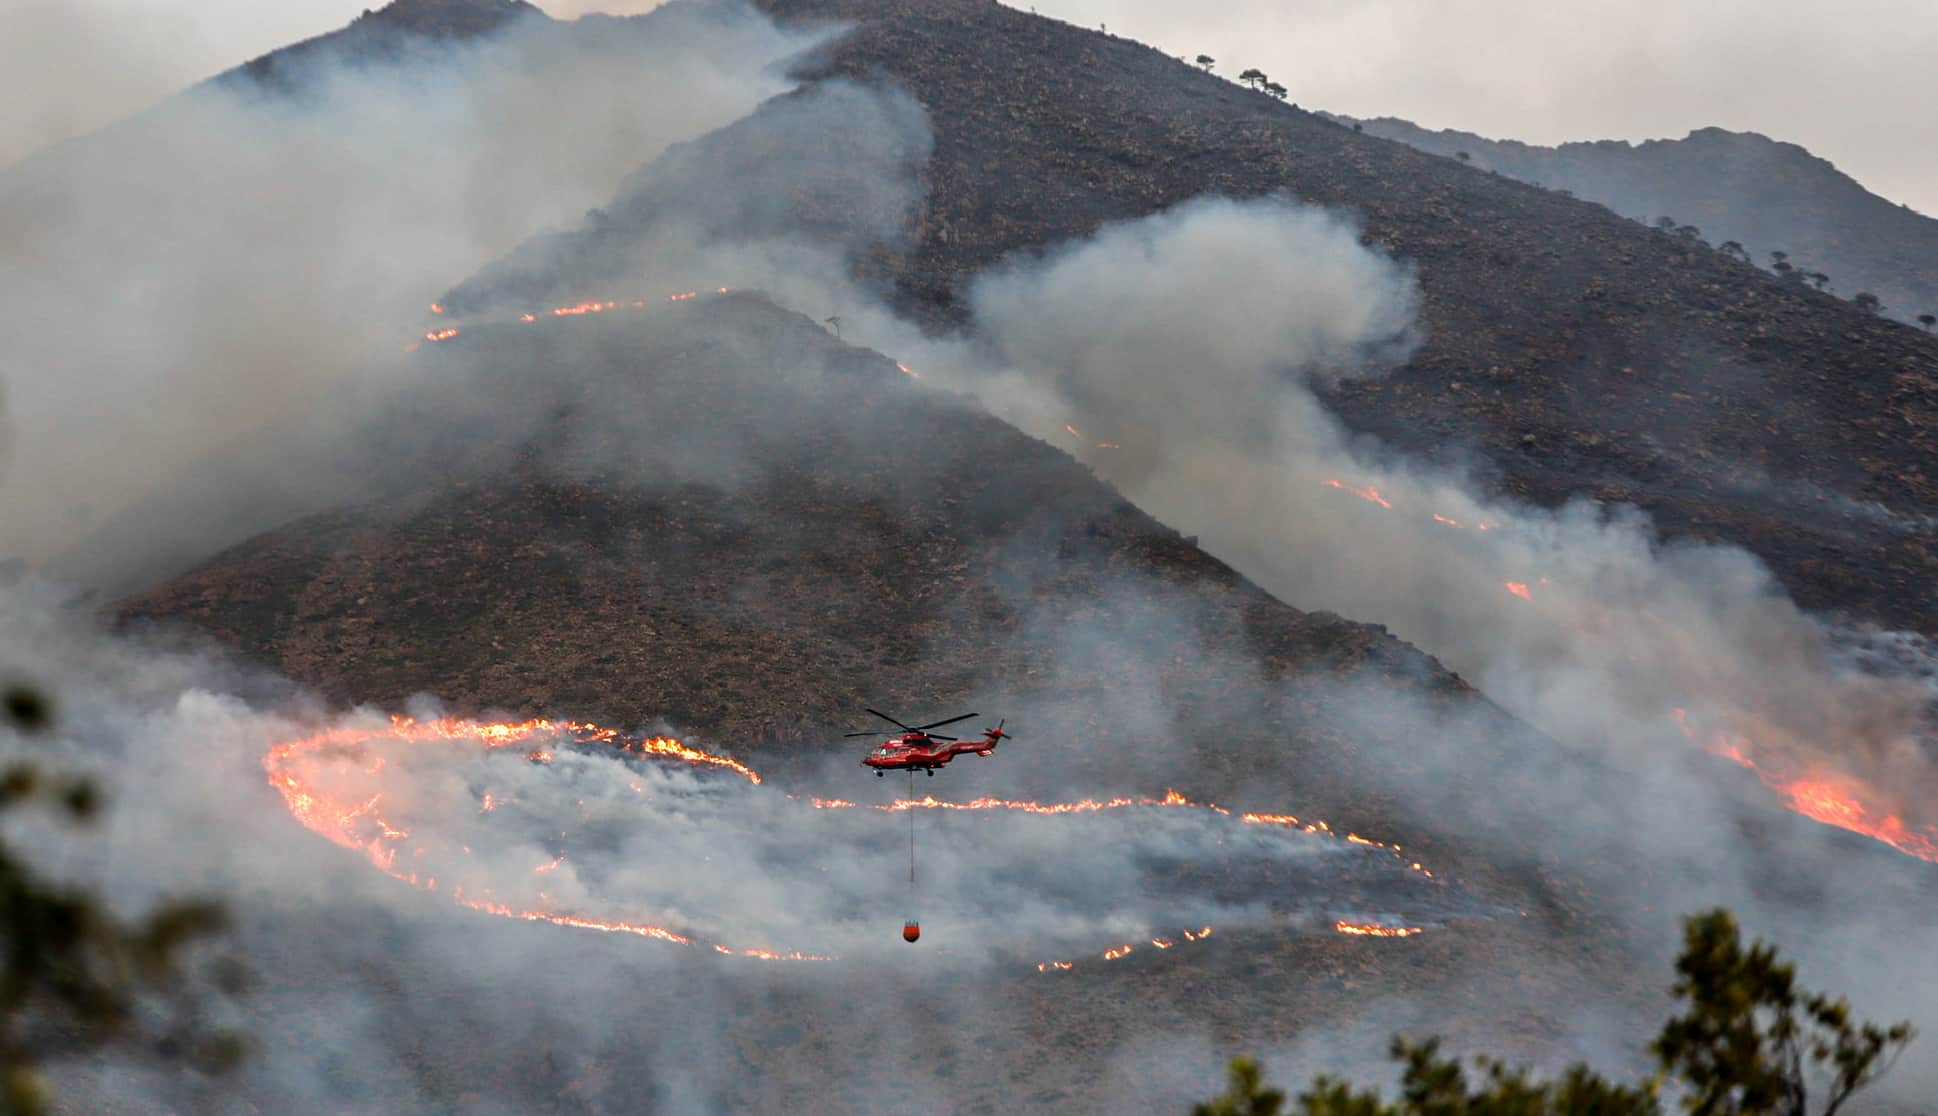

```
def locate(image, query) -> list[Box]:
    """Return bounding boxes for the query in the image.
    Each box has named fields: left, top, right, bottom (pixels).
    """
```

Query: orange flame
left=261, top=716, right=811, bottom=959
left=1335, top=921, right=1422, bottom=938
left=1322, top=478, right=1394, bottom=510
left=1504, top=581, right=1533, bottom=601
left=425, top=328, right=459, bottom=343
left=809, top=789, right=1431, bottom=877
left=1670, top=708, right=1938, bottom=863
left=272, top=717, right=1439, bottom=968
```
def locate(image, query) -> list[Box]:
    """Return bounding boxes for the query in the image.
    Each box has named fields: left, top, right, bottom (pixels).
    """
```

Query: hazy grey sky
left=1039, top=0, right=1938, bottom=216
left=5, top=0, right=1935, bottom=215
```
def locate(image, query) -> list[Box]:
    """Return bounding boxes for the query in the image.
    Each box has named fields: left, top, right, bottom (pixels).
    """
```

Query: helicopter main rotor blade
left=925, top=734, right=958, bottom=742
left=866, top=708, right=913, bottom=731
left=910, top=713, right=978, bottom=732
left=843, top=731, right=883, bottom=737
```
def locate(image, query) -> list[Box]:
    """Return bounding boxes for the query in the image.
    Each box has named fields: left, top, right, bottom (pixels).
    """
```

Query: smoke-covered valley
left=5, top=0, right=1938, bottom=1112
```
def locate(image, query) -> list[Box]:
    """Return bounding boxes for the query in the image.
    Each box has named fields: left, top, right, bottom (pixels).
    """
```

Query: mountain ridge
left=1330, top=116, right=1938, bottom=329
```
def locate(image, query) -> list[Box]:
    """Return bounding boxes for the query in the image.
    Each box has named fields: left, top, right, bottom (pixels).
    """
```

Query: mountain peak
left=220, top=0, right=547, bottom=93
left=352, top=0, right=548, bottom=38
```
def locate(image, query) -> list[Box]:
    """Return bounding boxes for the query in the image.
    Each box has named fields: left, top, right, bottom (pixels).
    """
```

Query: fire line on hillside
left=264, top=716, right=1445, bottom=968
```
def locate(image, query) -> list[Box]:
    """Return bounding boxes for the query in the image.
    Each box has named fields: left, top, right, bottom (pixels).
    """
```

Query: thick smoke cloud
left=954, top=193, right=1938, bottom=846
left=0, top=0, right=342, bottom=169
left=938, top=193, right=1938, bottom=1099
left=0, top=1, right=812, bottom=592
left=0, top=575, right=1460, bottom=1111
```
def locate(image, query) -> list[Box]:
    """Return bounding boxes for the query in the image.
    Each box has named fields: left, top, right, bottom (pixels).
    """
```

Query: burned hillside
left=458, top=0, right=1938, bottom=640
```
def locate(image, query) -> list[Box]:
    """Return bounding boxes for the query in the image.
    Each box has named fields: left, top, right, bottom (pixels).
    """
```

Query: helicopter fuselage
left=861, top=731, right=1000, bottom=775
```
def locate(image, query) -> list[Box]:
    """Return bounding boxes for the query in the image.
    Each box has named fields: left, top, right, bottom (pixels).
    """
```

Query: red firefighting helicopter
left=850, top=709, right=1010, bottom=776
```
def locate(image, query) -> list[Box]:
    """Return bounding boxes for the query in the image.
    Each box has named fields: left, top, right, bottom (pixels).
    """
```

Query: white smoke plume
left=0, top=1, right=813, bottom=592
left=945, top=193, right=1938, bottom=850
left=0, top=574, right=1459, bottom=1110
left=922, top=192, right=1938, bottom=1099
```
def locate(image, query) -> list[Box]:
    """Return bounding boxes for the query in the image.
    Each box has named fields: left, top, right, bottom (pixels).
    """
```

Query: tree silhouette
left=1655, top=216, right=1678, bottom=233
left=1195, top=54, right=1215, bottom=72
left=1656, top=910, right=1912, bottom=1116
left=1266, top=82, right=1288, bottom=100
left=1918, top=313, right=1935, bottom=331
left=1237, top=67, right=1266, bottom=90
left=1852, top=292, right=1883, bottom=314
left=1719, top=240, right=1750, bottom=263
left=1807, top=272, right=1831, bottom=291
left=0, top=684, right=244, bottom=1113
left=1193, top=908, right=1913, bottom=1116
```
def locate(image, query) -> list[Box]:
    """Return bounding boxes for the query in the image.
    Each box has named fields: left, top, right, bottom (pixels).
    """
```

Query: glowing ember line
left=1321, top=478, right=1394, bottom=510
left=262, top=716, right=794, bottom=959
left=271, top=717, right=1438, bottom=968
left=431, top=286, right=735, bottom=341
left=1335, top=921, right=1422, bottom=938
left=808, top=791, right=1435, bottom=881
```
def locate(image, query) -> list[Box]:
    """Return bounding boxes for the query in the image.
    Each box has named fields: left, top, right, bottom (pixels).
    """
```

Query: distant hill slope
left=702, top=0, right=1938, bottom=641
left=1333, top=117, right=1938, bottom=329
